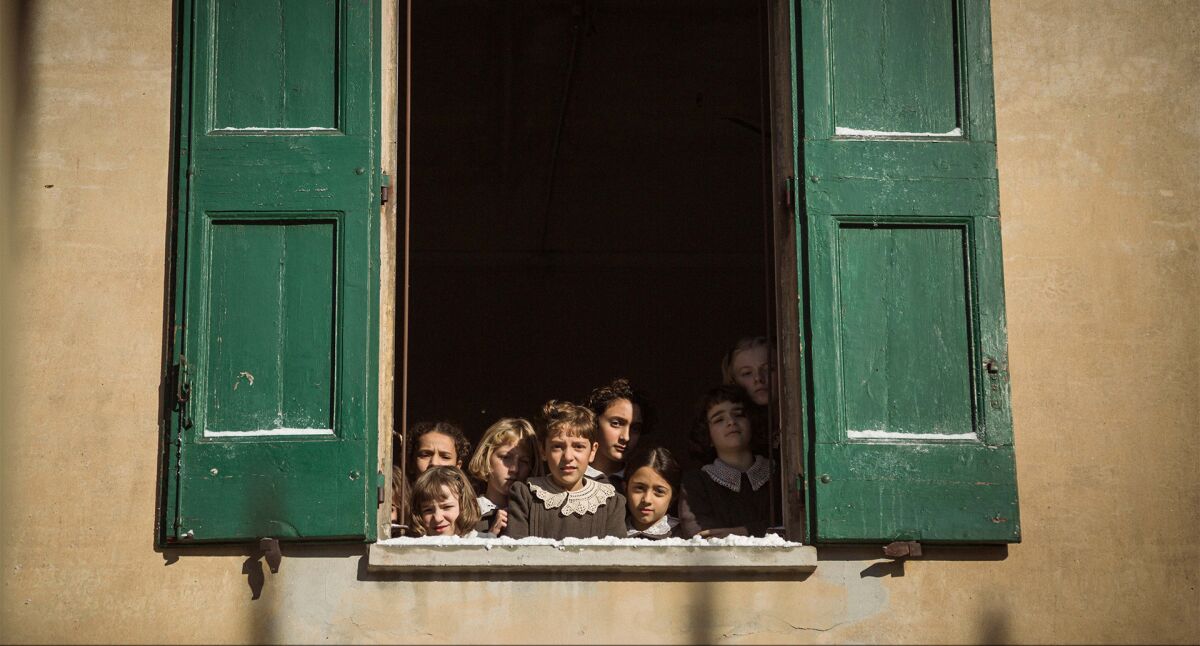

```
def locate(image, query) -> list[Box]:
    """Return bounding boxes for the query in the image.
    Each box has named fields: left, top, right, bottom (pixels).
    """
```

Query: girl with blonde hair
left=466, top=417, right=538, bottom=535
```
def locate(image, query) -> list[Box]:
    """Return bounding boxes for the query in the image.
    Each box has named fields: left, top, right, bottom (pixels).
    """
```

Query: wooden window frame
left=374, top=0, right=813, bottom=560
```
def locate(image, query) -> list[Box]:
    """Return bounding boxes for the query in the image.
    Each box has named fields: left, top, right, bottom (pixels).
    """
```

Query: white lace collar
left=701, top=455, right=772, bottom=492
left=528, top=476, right=617, bottom=517
left=626, top=514, right=678, bottom=539
left=477, top=495, right=497, bottom=516
left=584, top=465, right=605, bottom=480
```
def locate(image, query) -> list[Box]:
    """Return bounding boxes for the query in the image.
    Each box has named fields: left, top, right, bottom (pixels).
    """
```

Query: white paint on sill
left=835, top=126, right=962, bottom=138
left=204, top=428, right=334, bottom=438
left=847, top=429, right=977, bottom=440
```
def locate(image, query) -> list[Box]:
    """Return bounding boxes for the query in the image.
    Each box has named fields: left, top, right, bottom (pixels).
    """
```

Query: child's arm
left=678, top=472, right=722, bottom=537
left=504, top=482, right=531, bottom=539
left=488, top=509, right=508, bottom=536
left=696, top=526, right=748, bottom=539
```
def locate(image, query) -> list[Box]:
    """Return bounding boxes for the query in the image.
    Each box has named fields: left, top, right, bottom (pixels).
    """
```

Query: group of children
left=394, top=336, right=778, bottom=541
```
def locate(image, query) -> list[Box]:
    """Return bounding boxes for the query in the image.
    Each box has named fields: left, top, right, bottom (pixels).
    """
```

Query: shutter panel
left=799, top=0, right=1019, bottom=542
left=163, top=0, right=379, bottom=542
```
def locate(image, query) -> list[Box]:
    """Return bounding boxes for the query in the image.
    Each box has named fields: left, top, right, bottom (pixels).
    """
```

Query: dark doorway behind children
left=405, top=0, right=770, bottom=466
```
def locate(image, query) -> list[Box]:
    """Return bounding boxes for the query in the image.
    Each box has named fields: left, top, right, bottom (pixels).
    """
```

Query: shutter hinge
left=883, top=541, right=923, bottom=559
left=259, top=538, right=282, bottom=573
left=174, top=354, right=193, bottom=429
left=380, top=172, right=391, bottom=205
left=376, top=470, right=386, bottom=506
left=783, top=175, right=796, bottom=210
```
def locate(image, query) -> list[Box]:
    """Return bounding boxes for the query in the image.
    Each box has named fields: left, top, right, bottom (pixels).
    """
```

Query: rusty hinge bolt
left=259, top=538, right=282, bottom=573
left=883, top=541, right=923, bottom=559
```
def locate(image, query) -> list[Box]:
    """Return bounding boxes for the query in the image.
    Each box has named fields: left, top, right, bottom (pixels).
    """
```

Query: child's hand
left=489, top=509, right=508, bottom=535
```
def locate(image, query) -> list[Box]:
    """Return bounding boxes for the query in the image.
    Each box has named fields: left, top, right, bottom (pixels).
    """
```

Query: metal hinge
left=380, top=172, right=391, bottom=205
left=259, top=538, right=282, bottom=573
left=883, top=541, right=923, bottom=559
left=175, top=354, right=192, bottom=429
left=783, top=175, right=795, bottom=210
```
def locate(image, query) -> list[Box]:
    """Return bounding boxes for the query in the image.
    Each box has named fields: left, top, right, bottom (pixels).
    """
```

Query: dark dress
left=505, top=476, right=627, bottom=539
left=679, top=456, right=775, bottom=537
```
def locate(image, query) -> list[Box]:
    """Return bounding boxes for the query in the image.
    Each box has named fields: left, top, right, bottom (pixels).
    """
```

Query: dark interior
left=405, top=0, right=770, bottom=466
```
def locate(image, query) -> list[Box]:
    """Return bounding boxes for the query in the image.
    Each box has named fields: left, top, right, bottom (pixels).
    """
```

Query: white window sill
left=367, top=537, right=817, bottom=574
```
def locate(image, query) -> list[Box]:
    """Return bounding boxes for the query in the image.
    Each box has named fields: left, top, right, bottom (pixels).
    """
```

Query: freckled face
left=545, top=430, right=597, bottom=491
left=625, top=466, right=673, bottom=531
left=731, top=345, right=770, bottom=406
left=418, top=486, right=461, bottom=536
left=414, top=432, right=459, bottom=474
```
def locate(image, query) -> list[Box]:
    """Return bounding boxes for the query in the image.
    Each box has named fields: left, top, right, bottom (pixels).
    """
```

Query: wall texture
left=2, top=1, right=1197, bottom=643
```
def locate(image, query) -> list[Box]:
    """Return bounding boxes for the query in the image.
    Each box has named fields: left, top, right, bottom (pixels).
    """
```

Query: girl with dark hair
left=622, top=446, right=682, bottom=540
left=679, top=385, right=775, bottom=538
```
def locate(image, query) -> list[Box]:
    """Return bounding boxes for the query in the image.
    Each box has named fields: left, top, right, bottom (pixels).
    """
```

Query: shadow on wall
left=978, top=605, right=1011, bottom=645
left=688, top=578, right=716, bottom=645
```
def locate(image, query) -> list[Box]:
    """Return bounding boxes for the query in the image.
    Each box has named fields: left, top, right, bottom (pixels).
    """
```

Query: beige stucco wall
left=2, top=1, right=1197, bottom=643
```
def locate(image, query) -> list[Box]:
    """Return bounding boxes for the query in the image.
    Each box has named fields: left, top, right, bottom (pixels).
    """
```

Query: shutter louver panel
left=799, top=0, right=1020, bottom=543
left=163, top=0, right=379, bottom=543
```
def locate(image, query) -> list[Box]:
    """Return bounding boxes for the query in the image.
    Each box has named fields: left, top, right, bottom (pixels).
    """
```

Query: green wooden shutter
left=162, top=0, right=380, bottom=543
left=798, top=0, right=1019, bottom=543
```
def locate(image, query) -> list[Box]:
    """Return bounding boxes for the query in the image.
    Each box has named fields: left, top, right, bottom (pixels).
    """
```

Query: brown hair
left=721, top=336, right=771, bottom=385
left=584, top=377, right=657, bottom=436
left=537, top=400, right=596, bottom=446
left=689, top=385, right=751, bottom=462
left=408, top=466, right=482, bottom=537
left=466, top=417, right=540, bottom=485
left=584, top=378, right=634, bottom=418
left=406, top=421, right=471, bottom=475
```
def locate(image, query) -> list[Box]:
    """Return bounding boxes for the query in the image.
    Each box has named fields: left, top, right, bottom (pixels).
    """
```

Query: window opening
left=394, top=0, right=784, bottom=541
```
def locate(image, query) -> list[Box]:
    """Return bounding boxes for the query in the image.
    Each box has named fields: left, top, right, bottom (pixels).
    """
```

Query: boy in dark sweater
left=506, top=400, right=626, bottom=539
left=679, top=385, right=776, bottom=538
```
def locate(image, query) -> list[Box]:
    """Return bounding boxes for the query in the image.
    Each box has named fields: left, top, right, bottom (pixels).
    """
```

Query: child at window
left=407, top=421, right=472, bottom=475
left=679, top=385, right=775, bottom=538
left=466, top=417, right=538, bottom=535
left=505, top=400, right=627, bottom=539
left=409, top=466, right=484, bottom=538
left=721, top=336, right=773, bottom=456
left=583, top=377, right=649, bottom=489
left=623, top=446, right=682, bottom=540
left=391, top=421, right=472, bottom=532
left=722, top=336, right=771, bottom=407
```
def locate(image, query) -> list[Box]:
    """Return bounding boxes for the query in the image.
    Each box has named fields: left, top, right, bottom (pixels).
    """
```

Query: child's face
left=487, top=440, right=532, bottom=498
left=418, top=485, right=461, bottom=536
left=625, top=466, right=672, bottom=531
left=595, top=398, right=640, bottom=467
left=707, top=400, right=751, bottom=455
left=731, top=345, right=770, bottom=406
left=544, top=429, right=597, bottom=491
left=414, top=431, right=459, bottom=474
